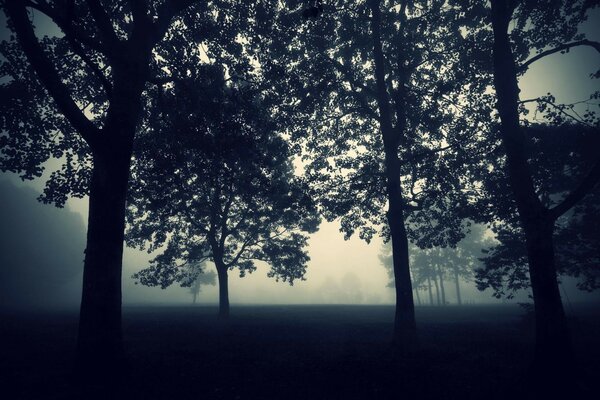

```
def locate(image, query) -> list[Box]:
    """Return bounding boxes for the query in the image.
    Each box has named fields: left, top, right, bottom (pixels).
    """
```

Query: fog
left=0, top=179, right=83, bottom=310
left=2, top=173, right=597, bottom=310
left=1, top=4, right=598, bottom=313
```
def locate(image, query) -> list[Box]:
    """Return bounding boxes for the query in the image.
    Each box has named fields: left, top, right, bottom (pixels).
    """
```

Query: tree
left=126, top=71, right=319, bottom=318
left=380, top=223, right=488, bottom=306
left=0, top=0, right=271, bottom=377
left=476, top=124, right=600, bottom=299
left=264, top=0, right=486, bottom=349
left=475, top=0, right=600, bottom=376
left=186, top=263, right=217, bottom=305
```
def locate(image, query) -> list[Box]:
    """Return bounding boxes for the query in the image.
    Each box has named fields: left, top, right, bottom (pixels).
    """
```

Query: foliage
left=126, top=69, right=319, bottom=287
left=475, top=124, right=600, bottom=298
left=380, top=223, right=490, bottom=289
left=259, top=0, right=491, bottom=247
left=0, top=0, right=274, bottom=205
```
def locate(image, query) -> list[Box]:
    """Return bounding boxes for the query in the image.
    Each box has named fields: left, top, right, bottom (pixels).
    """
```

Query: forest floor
left=1, top=304, right=599, bottom=399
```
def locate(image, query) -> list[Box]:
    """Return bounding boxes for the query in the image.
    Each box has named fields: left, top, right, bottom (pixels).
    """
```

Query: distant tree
left=380, top=224, right=489, bottom=305
left=126, top=72, right=319, bottom=318
left=186, top=263, right=217, bottom=305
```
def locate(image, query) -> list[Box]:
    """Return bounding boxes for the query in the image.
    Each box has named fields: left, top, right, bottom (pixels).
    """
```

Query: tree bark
left=454, top=269, right=462, bottom=306
left=216, top=263, right=230, bottom=318
left=369, top=0, right=416, bottom=349
left=75, top=61, right=147, bottom=378
left=76, top=149, right=131, bottom=373
left=490, top=0, right=573, bottom=371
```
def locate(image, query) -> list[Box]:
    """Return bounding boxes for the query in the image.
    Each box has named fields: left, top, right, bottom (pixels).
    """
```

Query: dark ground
left=1, top=304, right=599, bottom=399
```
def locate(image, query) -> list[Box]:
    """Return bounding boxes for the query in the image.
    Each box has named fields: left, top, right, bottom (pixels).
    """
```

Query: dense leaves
left=262, top=0, right=490, bottom=246
left=126, top=70, right=319, bottom=290
left=476, top=124, right=600, bottom=298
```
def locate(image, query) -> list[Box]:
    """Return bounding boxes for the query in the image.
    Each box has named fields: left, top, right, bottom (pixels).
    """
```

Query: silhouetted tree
left=466, top=0, right=600, bottom=375
left=186, top=263, right=217, bottom=305
left=1, top=0, right=278, bottom=376
left=126, top=72, right=319, bottom=318
left=0, top=0, right=217, bottom=375
left=381, top=224, right=489, bottom=305
left=264, top=0, right=486, bottom=349
left=476, top=125, right=600, bottom=299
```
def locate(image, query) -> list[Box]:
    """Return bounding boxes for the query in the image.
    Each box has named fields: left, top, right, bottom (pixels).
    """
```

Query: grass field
left=1, top=304, right=599, bottom=399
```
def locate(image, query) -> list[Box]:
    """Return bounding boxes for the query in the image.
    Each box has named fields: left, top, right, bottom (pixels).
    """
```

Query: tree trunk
left=437, top=265, right=446, bottom=305
left=427, top=276, right=434, bottom=305
left=454, top=269, right=462, bottom=306
left=432, top=274, right=441, bottom=306
left=525, top=219, right=571, bottom=367
left=76, top=149, right=131, bottom=376
left=414, top=288, right=422, bottom=306
left=76, top=64, right=146, bottom=379
left=490, top=0, right=573, bottom=373
left=216, top=263, right=230, bottom=318
left=370, top=0, right=416, bottom=349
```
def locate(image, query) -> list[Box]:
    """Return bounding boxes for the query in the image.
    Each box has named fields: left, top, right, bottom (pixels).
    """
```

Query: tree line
left=1, top=0, right=598, bottom=388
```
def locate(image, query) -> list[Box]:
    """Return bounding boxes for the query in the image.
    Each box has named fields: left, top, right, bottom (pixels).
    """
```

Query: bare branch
left=25, top=0, right=105, bottom=52
left=518, top=40, right=600, bottom=73
left=85, top=0, right=121, bottom=50
left=549, top=157, right=600, bottom=220
left=519, top=97, right=594, bottom=127
left=5, top=0, right=99, bottom=146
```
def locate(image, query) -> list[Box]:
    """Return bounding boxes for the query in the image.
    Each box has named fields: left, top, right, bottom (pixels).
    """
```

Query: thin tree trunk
left=433, top=274, right=441, bottom=306
left=414, top=288, right=422, bottom=306
left=216, top=263, right=230, bottom=318
left=437, top=265, right=446, bottom=305
left=490, top=0, right=572, bottom=372
left=369, top=0, right=416, bottom=349
left=454, top=269, right=462, bottom=306
left=427, top=276, right=434, bottom=305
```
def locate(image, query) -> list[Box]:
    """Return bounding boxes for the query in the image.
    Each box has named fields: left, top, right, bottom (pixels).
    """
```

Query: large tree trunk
left=490, top=0, right=573, bottom=373
left=454, top=269, right=462, bottom=306
left=525, top=218, right=571, bottom=366
left=216, top=263, right=230, bottom=318
left=76, top=64, right=146, bottom=380
left=77, top=151, right=130, bottom=371
left=370, top=0, right=416, bottom=349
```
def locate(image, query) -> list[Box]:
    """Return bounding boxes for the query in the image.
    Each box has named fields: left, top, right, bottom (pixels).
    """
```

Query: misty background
left=1, top=8, right=599, bottom=310
left=2, top=165, right=598, bottom=309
